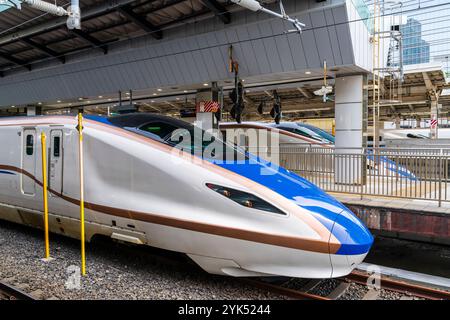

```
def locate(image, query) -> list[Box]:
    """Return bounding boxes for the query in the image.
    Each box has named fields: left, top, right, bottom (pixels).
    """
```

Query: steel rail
left=0, top=281, right=36, bottom=300
left=346, top=271, right=450, bottom=300
left=240, top=279, right=331, bottom=300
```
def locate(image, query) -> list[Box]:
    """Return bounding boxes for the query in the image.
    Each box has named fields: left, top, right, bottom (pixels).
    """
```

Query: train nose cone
left=333, top=209, right=373, bottom=255
left=330, top=209, right=374, bottom=277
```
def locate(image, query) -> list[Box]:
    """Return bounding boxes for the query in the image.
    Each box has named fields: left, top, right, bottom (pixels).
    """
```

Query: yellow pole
left=41, top=132, right=50, bottom=259
left=78, top=113, right=86, bottom=276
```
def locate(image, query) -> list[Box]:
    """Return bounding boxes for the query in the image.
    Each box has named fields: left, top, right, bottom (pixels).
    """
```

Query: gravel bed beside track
left=338, top=283, right=367, bottom=300
left=0, top=220, right=435, bottom=300
left=307, top=279, right=340, bottom=296
left=0, top=220, right=287, bottom=300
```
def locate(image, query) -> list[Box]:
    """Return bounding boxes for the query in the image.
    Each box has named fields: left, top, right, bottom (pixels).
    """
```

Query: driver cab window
left=139, top=122, right=179, bottom=140
left=294, top=129, right=314, bottom=139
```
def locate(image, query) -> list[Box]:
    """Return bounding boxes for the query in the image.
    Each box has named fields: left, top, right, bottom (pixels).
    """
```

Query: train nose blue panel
left=213, top=158, right=373, bottom=255
left=332, top=209, right=374, bottom=255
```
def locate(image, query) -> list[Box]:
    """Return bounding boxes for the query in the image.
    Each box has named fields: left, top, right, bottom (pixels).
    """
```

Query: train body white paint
left=0, top=114, right=373, bottom=278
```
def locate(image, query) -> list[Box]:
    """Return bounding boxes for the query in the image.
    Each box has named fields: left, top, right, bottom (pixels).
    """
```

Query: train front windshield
left=298, top=124, right=335, bottom=144
left=136, top=121, right=249, bottom=162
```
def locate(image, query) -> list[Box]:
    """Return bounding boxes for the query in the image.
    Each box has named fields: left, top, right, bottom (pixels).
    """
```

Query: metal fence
left=277, top=146, right=450, bottom=206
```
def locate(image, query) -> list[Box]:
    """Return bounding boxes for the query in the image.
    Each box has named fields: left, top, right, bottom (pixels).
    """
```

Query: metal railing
left=276, top=146, right=450, bottom=206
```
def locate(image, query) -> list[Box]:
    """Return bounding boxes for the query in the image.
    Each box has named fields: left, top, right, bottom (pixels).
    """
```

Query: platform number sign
left=0, top=0, right=21, bottom=12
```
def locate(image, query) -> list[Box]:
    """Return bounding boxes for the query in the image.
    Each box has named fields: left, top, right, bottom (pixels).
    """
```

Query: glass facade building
left=402, top=18, right=430, bottom=65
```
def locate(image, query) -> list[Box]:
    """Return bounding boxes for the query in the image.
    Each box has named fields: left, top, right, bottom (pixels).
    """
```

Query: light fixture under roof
left=153, top=93, right=158, bottom=96
left=305, top=71, right=312, bottom=75
left=157, top=88, right=163, bottom=92
left=98, top=95, right=103, bottom=98
left=78, top=97, right=83, bottom=101
left=57, top=100, right=62, bottom=103
left=37, top=102, right=42, bottom=105
left=203, top=83, right=209, bottom=86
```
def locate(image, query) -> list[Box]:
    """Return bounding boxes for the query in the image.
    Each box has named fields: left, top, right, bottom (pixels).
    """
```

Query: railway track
left=0, top=280, right=36, bottom=300
left=1, top=225, right=448, bottom=301
left=346, top=270, right=450, bottom=300
left=245, top=270, right=450, bottom=301
left=110, top=239, right=450, bottom=301
left=241, top=278, right=331, bottom=300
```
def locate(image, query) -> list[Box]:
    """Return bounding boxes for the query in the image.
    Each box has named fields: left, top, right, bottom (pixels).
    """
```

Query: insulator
left=23, top=0, right=67, bottom=16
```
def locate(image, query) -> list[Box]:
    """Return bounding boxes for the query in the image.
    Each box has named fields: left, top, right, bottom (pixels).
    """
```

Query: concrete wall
left=347, top=202, right=450, bottom=245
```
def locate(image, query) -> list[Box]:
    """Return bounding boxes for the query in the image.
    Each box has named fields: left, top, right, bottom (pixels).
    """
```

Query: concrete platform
left=333, top=194, right=450, bottom=245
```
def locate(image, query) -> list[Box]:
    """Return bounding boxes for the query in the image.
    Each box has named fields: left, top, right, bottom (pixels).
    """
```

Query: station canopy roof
left=0, top=0, right=240, bottom=73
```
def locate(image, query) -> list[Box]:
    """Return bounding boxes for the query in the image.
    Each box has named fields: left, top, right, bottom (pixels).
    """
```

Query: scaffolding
left=384, top=2, right=404, bottom=104
left=372, top=0, right=382, bottom=148
left=371, top=0, right=404, bottom=147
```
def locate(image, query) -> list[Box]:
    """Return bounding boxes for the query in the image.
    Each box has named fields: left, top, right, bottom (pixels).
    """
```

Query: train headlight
left=206, top=183, right=286, bottom=215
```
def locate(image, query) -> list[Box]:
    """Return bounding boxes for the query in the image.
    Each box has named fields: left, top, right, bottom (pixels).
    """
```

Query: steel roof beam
left=1, top=0, right=214, bottom=55
left=0, top=0, right=138, bottom=46
left=422, top=71, right=438, bottom=101
left=201, top=0, right=231, bottom=24
left=0, top=51, right=31, bottom=71
left=157, top=8, right=210, bottom=29
left=117, top=6, right=163, bottom=40
left=0, top=1, right=232, bottom=73
left=21, top=38, right=65, bottom=63
left=8, top=19, right=128, bottom=56
left=131, top=0, right=186, bottom=11
left=71, top=29, right=108, bottom=54
left=297, top=87, right=312, bottom=98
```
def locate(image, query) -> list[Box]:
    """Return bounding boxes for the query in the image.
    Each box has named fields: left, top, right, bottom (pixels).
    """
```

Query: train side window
left=26, top=135, right=34, bottom=156
left=53, top=136, right=60, bottom=157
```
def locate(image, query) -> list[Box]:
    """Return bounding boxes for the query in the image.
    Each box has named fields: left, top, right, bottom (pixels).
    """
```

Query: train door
left=22, top=128, right=36, bottom=195
left=49, top=129, right=63, bottom=195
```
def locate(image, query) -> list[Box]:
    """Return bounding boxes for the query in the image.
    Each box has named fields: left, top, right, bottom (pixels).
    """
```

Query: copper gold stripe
left=0, top=164, right=338, bottom=254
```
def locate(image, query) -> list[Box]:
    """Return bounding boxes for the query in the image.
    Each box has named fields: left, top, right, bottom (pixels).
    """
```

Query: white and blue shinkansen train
left=0, top=114, right=373, bottom=278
